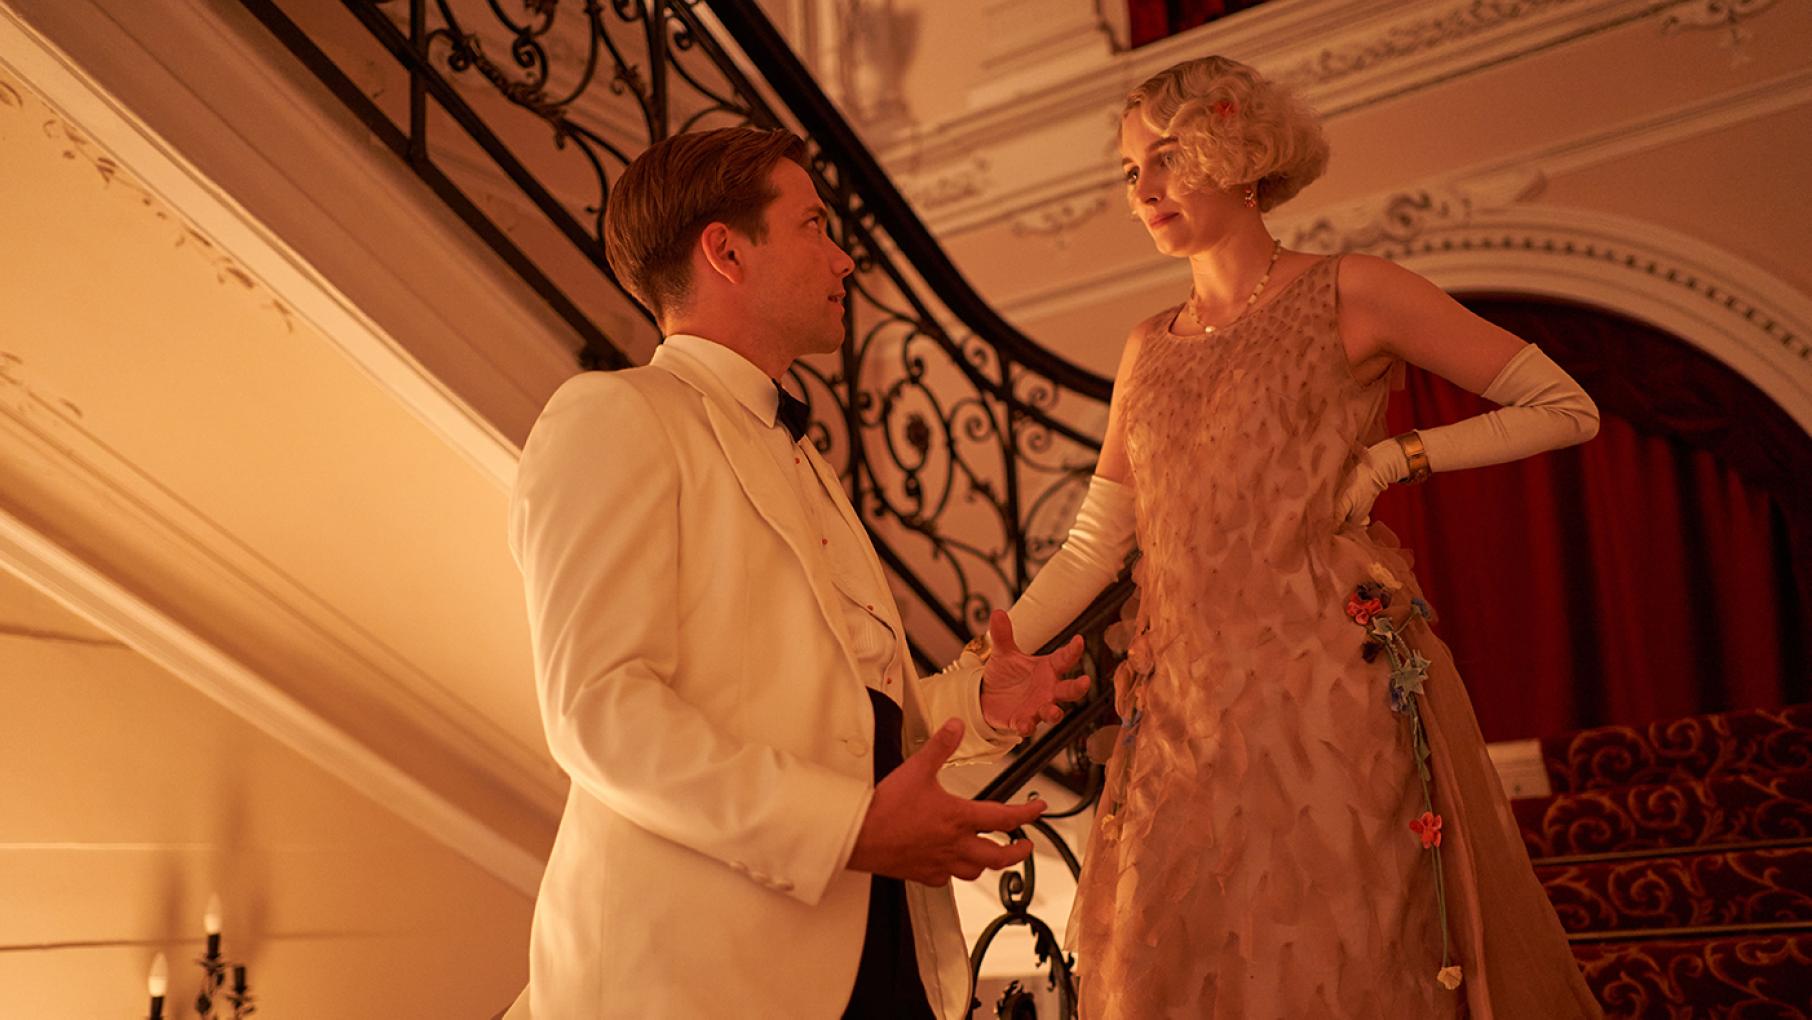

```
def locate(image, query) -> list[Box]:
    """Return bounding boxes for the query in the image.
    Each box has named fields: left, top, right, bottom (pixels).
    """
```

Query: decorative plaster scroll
left=0, top=9, right=565, bottom=862
left=1660, top=0, right=1783, bottom=60
left=0, top=63, right=297, bottom=333
left=1273, top=0, right=1581, bottom=91
left=899, top=156, right=992, bottom=211
left=863, top=0, right=1806, bottom=238
left=1284, top=169, right=1548, bottom=255
left=1009, top=196, right=1108, bottom=248
left=1410, top=221, right=1809, bottom=365
left=0, top=7, right=526, bottom=488
left=1661, top=0, right=1782, bottom=33
left=0, top=350, right=84, bottom=425
left=1274, top=174, right=1810, bottom=407
left=1004, top=191, right=1812, bottom=432
left=1395, top=208, right=1812, bottom=434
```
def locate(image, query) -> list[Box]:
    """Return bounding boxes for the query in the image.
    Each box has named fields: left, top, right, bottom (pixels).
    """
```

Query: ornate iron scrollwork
left=364, top=0, right=1115, bottom=658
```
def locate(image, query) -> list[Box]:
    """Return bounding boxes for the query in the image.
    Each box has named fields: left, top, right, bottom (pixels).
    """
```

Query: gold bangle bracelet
left=1395, top=431, right=1432, bottom=484
left=963, top=632, right=993, bottom=664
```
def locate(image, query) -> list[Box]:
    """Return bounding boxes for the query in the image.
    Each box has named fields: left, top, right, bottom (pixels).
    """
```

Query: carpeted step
left=1538, top=844, right=1812, bottom=934
left=1542, top=704, right=1812, bottom=794
left=1571, top=932, right=1812, bottom=1018
left=1515, top=770, right=1812, bottom=858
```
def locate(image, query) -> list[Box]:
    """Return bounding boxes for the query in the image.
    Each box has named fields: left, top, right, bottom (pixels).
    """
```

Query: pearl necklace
left=1183, top=239, right=1283, bottom=335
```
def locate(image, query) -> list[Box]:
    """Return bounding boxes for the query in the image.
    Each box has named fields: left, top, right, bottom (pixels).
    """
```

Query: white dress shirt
left=662, top=333, right=905, bottom=704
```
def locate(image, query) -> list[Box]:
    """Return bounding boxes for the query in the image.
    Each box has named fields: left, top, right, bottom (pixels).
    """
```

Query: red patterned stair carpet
left=1515, top=704, right=1812, bottom=1017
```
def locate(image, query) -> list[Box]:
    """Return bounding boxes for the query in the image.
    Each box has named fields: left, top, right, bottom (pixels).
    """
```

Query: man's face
left=739, top=160, right=855, bottom=358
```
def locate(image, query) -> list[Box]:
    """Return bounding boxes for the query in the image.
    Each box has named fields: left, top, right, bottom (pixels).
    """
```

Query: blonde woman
left=984, top=57, right=1605, bottom=1017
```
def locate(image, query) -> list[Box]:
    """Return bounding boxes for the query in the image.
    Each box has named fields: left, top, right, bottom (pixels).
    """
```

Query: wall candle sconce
left=198, top=893, right=224, bottom=1016
left=146, top=953, right=167, bottom=1020
left=146, top=894, right=255, bottom=1018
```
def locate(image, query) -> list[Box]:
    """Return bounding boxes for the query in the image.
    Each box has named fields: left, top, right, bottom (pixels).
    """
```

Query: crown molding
left=0, top=6, right=567, bottom=855
left=3, top=0, right=608, bottom=442
left=874, top=0, right=1660, bottom=167
left=0, top=341, right=569, bottom=827
left=995, top=56, right=1812, bottom=317
left=877, top=0, right=1804, bottom=241
left=1399, top=206, right=1812, bottom=432
left=0, top=4, right=527, bottom=486
left=1005, top=168, right=1812, bottom=431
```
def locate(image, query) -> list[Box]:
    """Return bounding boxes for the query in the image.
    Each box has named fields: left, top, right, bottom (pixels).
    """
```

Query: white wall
left=0, top=567, right=533, bottom=1018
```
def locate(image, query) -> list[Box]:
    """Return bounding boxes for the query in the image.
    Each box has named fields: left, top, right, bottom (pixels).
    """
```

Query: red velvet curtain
left=1371, top=298, right=1812, bottom=742
left=1128, top=1, right=1275, bottom=48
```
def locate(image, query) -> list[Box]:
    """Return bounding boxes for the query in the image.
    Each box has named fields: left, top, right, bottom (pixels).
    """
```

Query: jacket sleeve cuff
left=918, top=651, right=1018, bottom=761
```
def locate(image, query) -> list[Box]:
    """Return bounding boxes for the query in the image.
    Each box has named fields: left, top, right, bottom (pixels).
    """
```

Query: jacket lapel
left=799, top=444, right=894, bottom=599
left=653, top=347, right=864, bottom=672
left=798, top=443, right=917, bottom=674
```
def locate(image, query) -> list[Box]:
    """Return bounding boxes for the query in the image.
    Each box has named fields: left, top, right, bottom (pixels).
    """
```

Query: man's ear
left=698, top=222, right=743, bottom=285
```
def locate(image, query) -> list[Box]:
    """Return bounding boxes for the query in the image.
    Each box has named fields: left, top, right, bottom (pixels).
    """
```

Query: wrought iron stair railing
left=231, top=1, right=1123, bottom=1014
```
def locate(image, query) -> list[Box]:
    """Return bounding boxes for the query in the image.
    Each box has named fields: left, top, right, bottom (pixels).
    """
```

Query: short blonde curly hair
left=1125, top=56, right=1330, bottom=212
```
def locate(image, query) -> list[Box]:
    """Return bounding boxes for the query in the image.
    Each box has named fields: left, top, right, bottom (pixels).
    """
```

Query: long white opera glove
left=1334, top=345, right=1600, bottom=526
left=1004, top=474, right=1138, bottom=654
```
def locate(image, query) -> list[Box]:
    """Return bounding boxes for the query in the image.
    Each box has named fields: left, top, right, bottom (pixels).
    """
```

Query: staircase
left=1517, top=704, right=1812, bottom=1017
left=190, top=5, right=1811, bottom=1017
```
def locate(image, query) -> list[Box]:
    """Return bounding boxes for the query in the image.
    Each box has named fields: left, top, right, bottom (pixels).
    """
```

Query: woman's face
left=1118, top=107, right=1246, bottom=257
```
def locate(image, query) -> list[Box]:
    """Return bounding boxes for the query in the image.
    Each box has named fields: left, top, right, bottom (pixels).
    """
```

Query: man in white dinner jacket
left=505, top=127, right=1091, bottom=1019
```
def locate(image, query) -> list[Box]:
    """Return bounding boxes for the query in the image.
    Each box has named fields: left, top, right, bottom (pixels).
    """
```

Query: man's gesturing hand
left=979, top=610, right=1091, bottom=737
left=846, top=719, right=1046, bottom=886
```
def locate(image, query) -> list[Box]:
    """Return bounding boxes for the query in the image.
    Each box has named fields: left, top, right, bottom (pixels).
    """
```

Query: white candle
left=204, top=893, right=222, bottom=936
left=147, top=952, right=168, bottom=997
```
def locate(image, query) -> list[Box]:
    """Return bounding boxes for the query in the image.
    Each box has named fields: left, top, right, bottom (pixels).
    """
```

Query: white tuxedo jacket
left=508, top=342, right=1014, bottom=1018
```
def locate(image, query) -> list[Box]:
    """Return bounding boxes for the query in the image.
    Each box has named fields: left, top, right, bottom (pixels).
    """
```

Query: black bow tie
left=774, top=381, right=811, bottom=443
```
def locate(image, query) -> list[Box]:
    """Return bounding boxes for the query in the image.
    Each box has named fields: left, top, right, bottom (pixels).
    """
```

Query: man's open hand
left=846, top=719, right=1045, bottom=886
left=979, top=611, right=1091, bottom=737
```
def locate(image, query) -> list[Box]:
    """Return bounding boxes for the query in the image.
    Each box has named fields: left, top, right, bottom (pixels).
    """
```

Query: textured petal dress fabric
left=1066, top=256, right=1603, bottom=1020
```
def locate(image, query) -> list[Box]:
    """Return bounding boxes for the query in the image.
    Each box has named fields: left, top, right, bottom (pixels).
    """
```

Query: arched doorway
left=1373, top=297, right=1812, bottom=741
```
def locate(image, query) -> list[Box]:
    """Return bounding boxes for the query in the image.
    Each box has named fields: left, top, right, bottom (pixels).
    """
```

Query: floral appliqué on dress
left=1348, top=563, right=1462, bottom=993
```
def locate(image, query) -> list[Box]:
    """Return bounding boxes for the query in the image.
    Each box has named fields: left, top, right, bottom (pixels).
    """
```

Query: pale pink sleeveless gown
left=1067, top=255, right=1602, bottom=1020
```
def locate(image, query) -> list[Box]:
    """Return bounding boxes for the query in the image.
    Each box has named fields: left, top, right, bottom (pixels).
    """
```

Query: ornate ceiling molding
left=1001, top=166, right=1812, bottom=435
left=873, top=0, right=1671, bottom=167
left=880, top=0, right=1801, bottom=241
left=1661, top=0, right=1782, bottom=35
left=1299, top=181, right=1812, bottom=429
left=0, top=7, right=565, bottom=884
left=0, top=6, right=522, bottom=487
left=1, top=62, right=300, bottom=335
left=1397, top=206, right=1812, bottom=432
left=1009, top=195, right=1109, bottom=249
left=1269, top=0, right=1586, bottom=94
left=896, top=155, right=993, bottom=212
left=1285, top=168, right=1548, bottom=257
